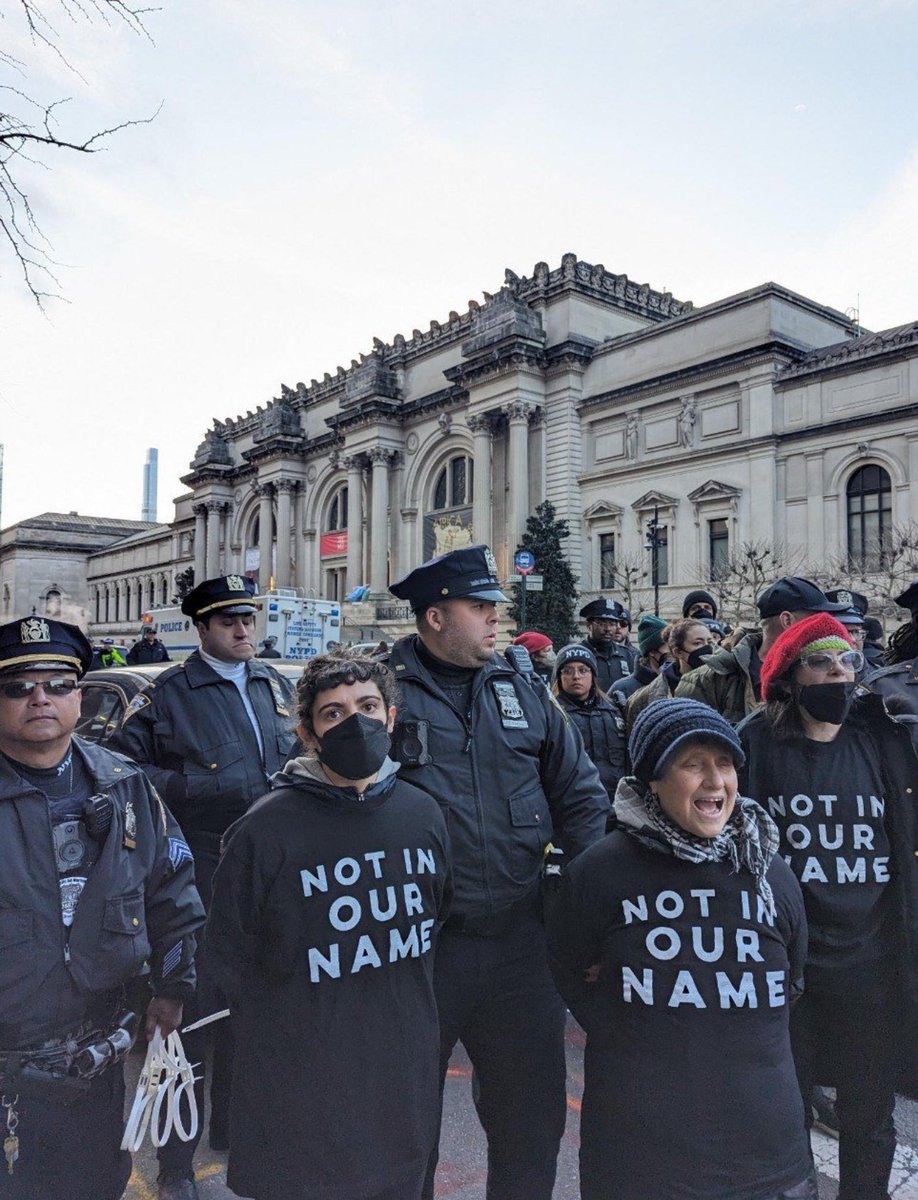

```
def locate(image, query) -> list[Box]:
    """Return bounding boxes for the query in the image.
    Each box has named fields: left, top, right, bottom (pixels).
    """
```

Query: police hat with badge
left=0, top=617, right=93, bottom=678
left=824, top=588, right=868, bottom=629
left=390, top=545, right=508, bottom=614
left=181, top=574, right=257, bottom=621
left=579, top=597, right=628, bottom=623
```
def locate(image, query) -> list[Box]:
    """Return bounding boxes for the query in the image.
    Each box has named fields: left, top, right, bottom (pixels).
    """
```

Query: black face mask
left=797, top=681, right=858, bottom=726
left=687, top=644, right=714, bottom=670
left=316, top=713, right=391, bottom=781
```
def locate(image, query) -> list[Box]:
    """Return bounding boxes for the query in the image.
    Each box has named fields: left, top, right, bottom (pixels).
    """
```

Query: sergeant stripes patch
left=168, top=837, right=193, bottom=871
left=162, top=942, right=182, bottom=976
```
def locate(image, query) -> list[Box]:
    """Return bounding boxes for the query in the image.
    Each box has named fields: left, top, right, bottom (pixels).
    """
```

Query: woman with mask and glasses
left=738, top=613, right=918, bottom=1200
left=626, top=618, right=715, bottom=732
left=205, top=654, right=451, bottom=1200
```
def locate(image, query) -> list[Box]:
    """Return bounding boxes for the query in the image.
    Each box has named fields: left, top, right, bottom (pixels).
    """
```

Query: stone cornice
left=776, top=320, right=918, bottom=385
left=578, top=342, right=803, bottom=413
left=443, top=341, right=548, bottom=388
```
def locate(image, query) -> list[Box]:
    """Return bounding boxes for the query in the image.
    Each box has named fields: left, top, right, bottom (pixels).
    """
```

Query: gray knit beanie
left=629, top=697, right=745, bottom=784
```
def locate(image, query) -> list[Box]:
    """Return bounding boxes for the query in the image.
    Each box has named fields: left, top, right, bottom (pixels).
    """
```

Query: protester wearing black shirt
left=205, top=654, right=451, bottom=1200
left=740, top=613, right=918, bottom=1200
left=549, top=699, right=813, bottom=1200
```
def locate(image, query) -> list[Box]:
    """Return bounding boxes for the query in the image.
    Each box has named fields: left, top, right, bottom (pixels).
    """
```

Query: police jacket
left=126, top=637, right=171, bottom=665
left=108, top=651, right=298, bottom=842
left=580, top=637, right=637, bottom=692
left=555, top=690, right=628, bottom=802
left=863, top=657, right=918, bottom=754
left=0, top=738, right=204, bottom=1047
left=389, top=634, right=609, bottom=921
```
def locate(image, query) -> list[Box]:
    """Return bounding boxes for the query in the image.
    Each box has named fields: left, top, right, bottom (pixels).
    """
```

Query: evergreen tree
left=173, top=567, right=195, bottom=602
left=507, top=501, right=579, bottom=647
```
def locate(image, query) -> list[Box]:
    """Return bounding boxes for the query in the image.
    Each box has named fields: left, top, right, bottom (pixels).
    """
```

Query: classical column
left=193, top=503, right=207, bottom=583
left=205, top=500, right=223, bottom=578
left=257, top=483, right=275, bottom=591
left=344, top=455, right=365, bottom=591
left=468, top=413, right=493, bottom=548
left=504, top=402, right=534, bottom=556
left=368, top=447, right=393, bottom=597
left=295, top=484, right=308, bottom=591
left=275, top=480, right=296, bottom=589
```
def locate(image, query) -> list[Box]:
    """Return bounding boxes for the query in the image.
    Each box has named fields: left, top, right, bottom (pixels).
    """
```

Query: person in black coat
left=739, top=613, right=918, bottom=1200
left=553, top=643, right=628, bottom=802
left=126, top=627, right=172, bottom=665
left=206, top=653, right=451, bottom=1200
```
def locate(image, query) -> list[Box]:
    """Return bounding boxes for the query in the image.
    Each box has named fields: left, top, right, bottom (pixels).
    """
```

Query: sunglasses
left=798, top=650, right=864, bottom=674
left=0, top=678, right=80, bottom=699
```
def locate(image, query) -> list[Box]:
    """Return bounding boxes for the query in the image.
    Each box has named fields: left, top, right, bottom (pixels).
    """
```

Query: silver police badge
left=20, top=617, right=50, bottom=643
left=124, top=799, right=137, bottom=849
left=492, top=680, right=528, bottom=729
left=225, top=575, right=245, bottom=592
left=484, top=547, right=498, bottom=578
left=836, top=589, right=853, bottom=607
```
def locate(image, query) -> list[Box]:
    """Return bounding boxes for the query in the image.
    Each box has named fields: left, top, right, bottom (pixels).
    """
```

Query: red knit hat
left=760, top=613, right=853, bottom=701
left=512, top=631, right=553, bottom=655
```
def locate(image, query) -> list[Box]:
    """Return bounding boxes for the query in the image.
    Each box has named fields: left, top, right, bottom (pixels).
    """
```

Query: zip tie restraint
left=121, top=1029, right=199, bottom=1151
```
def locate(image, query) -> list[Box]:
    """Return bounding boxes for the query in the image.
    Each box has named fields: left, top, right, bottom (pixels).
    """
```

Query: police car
left=76, top=662, right=308, bottom=746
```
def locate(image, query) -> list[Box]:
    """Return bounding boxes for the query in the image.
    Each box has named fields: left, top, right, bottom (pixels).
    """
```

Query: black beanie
left=682, top=589, right=718, bottom=619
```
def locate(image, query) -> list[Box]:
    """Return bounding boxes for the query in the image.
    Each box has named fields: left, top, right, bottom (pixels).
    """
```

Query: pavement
left=124, top=1015, right=918, bottom=1199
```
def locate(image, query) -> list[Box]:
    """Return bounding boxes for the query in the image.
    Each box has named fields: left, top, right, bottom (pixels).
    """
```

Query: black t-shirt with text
left=740, top=716, right=897, bottom=983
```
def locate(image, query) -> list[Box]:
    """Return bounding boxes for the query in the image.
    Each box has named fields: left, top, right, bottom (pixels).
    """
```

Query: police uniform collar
left=73, top=736, right=141, bottom=789
left=391, top=632, right=508, bottom=683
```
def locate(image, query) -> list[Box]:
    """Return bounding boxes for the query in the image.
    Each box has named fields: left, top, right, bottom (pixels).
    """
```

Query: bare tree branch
left=0, top=0, right=159, bottom=306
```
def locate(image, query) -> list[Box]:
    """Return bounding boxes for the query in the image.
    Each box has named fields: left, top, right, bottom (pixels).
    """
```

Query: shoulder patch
left=121, top=692, right=152, bottom=723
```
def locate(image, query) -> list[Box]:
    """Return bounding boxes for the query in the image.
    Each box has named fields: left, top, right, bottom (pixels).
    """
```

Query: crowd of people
left=0, top=548, right=917, bottom=1200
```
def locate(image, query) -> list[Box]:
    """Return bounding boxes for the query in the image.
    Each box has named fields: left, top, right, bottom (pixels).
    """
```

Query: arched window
left=45, top=588, right=62, bottom=617
left=326, top=486, right=348, bottom=532
left=432, top=455, right=473, bottom=511
left=847, top=465, right=892, bottom=568
left=2, top=585, right=10, bottom=617
left=161, top=577, right=169, bottom=605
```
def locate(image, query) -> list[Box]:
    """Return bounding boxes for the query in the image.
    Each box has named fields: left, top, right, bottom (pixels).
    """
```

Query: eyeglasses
left=798, top=650, right=864, bottom=674
left=560, top=665, right=593, bottom=677
left=0, top=679, right=80, bottom=699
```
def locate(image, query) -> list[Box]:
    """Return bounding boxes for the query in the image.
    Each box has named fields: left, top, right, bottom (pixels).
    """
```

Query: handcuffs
left=121, top=1028, right=199, bottom=1151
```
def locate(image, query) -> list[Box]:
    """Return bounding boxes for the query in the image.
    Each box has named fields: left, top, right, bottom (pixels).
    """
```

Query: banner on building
left=320, top=531, right=349, bottom=558
left=423, top=508, right=473, bottom=561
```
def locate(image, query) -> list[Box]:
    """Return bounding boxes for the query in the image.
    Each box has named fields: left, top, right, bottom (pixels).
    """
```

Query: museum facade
left=84, top=253, right=918, bottom=631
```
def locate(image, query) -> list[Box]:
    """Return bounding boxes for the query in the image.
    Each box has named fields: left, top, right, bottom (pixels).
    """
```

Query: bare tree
left=705, top=541, right=802, bottom=626
left=1, top=0, right=156, bottom=306
left=805, top=523, right=918, bottom=621
left=602, top=551, right=647, bottom=616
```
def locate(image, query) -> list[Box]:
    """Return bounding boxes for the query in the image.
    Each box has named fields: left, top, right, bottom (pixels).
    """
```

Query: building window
left=45, top=588, right=62, bottom=617
left=708, top=519, right=729, bottom=578
left=847, top=465, right=892, bottom=568
left=651, top=525, right=669, bottom=587
left=432, top=455, right=473, bottom=511
left=326, top=486, right=348, bottom=532
left=3, top=585, right=10, bottom=616
left=599, top=533, right=616, bottom=589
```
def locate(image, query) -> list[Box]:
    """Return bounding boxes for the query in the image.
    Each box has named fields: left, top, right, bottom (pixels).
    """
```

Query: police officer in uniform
left=579, top=597, right=638, bottom=691
left=388, top=545, right=609, bottom=1200
left=126, top=626, right=171, bottom=665
left=109, top=575, right=298, bottom=1200
left=863, top=581, right=918, bottom=746
left=0, top=617, right=204, bottom=1200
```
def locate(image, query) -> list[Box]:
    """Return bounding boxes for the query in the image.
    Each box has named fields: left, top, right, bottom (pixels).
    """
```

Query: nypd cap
left=0, top=617, right=93, bottom=678
left=824, top=588, right=868, bottom=627
left=579, top=597, right=627, bottom=622
left=756, top=576, right=847, bottom=619
left=390, top=545, right=508, bottom=614
left=181, top=574, right=257, bottom=619
left=554, top=643, right=598, bottom=679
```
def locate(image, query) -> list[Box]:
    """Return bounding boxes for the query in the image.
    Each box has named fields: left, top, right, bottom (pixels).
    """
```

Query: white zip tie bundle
left=121, top=1028, right=200, bottom=1151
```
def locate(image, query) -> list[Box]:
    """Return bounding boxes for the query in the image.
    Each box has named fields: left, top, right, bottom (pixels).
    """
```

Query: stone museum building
left=80, top=253, right=918, bottom=631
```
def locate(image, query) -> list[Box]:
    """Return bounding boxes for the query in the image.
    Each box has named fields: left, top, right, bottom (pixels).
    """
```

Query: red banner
left=320, top=531, right=348, bottom=558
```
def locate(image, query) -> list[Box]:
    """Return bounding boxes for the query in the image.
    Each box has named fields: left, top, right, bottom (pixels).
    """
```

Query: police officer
left=0, top=616, right=204, bottom=1200
left=863, top=580, right=918, bottom=747
left=126, top=626, right=172, bottom=666
left=388, top=545, right=609, bottom=1200
left=256, top=635, right=281, bottom=659
left=579, top=597, right=638, bottom=691
left=825, top=588, right=870, bottom=679
left=109, top=575, right=298, bottom=1200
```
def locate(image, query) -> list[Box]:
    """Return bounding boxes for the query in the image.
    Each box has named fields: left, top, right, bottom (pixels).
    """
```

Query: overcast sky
left=1, top=0, right=916, bottom=528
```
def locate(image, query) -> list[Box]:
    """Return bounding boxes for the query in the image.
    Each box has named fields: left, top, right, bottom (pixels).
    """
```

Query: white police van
left=143, top=591, right=341, bottom=660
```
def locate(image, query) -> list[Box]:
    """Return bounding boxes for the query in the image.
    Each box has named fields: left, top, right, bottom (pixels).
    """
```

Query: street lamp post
left=645, top=505, right=663, bottom=617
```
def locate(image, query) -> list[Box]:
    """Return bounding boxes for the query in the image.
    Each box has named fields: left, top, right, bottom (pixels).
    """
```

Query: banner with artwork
left=423, top=508, right=473, bottom=561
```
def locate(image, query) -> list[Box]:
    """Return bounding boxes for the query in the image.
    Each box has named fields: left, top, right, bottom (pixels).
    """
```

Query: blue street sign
left=514, top=549, right=536, bottom=573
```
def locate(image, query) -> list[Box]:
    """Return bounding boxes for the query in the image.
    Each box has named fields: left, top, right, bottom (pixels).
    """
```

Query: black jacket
left=126, top=638, right=171, bottom=665
left=555, top=690, right=628, bottom=802
left=389, top=634, right=609, bottom=920
left=580, top=637, right=638, bottom=692
left=108, top=650, right=298, bottom=842
left=610, top=659, right=656, bottom=704
left=739, top=693, right=918, bottom=1000
left=0, top=738, right=204, bottom=1046
left=863, top=658, right=918, bottom=754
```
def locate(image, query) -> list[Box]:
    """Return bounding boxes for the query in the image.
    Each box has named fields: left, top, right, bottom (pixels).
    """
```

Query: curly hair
left=294, top=653, right=398, bottom=734
left=667, top=618, right=710, bottom=653
left=885, top=617, right=918, bottom=665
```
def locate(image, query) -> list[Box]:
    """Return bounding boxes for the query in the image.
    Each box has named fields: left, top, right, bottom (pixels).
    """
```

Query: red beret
left=512, top=631, right=553, bottom=655
left=760, top=613, right=853, bottom=701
